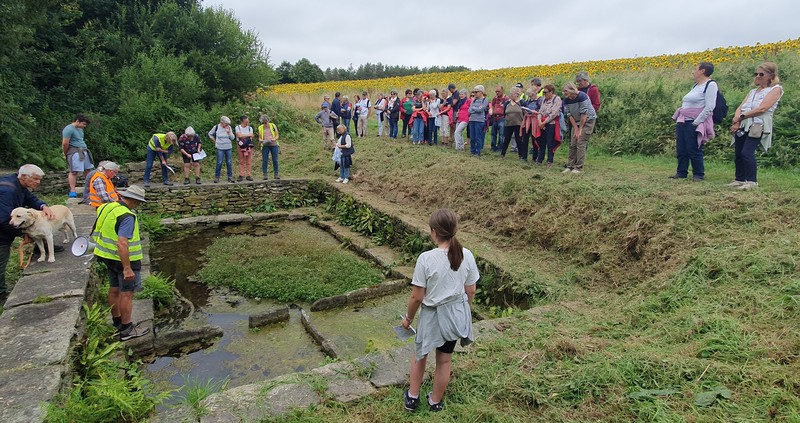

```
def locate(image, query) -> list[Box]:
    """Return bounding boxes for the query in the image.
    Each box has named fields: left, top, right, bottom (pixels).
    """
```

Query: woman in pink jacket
left=453, top=89, right=471, bottom=151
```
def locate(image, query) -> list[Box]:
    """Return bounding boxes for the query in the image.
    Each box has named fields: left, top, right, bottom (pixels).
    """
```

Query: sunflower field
left=270, top=38, right=800, bottom=168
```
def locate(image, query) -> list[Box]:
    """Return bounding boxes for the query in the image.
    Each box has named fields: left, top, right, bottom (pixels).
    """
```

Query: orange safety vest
left=88, top=171, right=120, bottom=207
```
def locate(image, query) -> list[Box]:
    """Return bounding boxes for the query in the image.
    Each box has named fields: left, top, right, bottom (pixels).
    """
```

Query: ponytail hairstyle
left=429, top=209, right=464, bottom=271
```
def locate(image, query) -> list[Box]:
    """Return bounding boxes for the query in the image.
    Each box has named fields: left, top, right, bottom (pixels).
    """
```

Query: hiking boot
left=237, top=176, right=244, bottom=182
left=195, top=177, right=201, bottom=185
left=274, top=175, right=280, bottom=180
left=427, top=393, right=444, bottom=412
left=228, top=178, right=236, bottom=183
left=143, top=183, right=151, bottom=188
left=403, top=390, right=419, bottom=412
left=726, top=180, right=745, bottom=187
left=668, top=174, right=686, bottom=179
left=263, top=175, right=269, bottom=180
left=120, top=324, right=150, bottom=341
left=692, top=176, right=704, bottom=182
left=163, top=181, right=173, bottom=186
left=213, top=178, right=219, bottom=183
left=246, top=176, right=253, bottom=181
left=183, top=178, right=190, bottom=185
left=737, top=181, right=758, bottom=190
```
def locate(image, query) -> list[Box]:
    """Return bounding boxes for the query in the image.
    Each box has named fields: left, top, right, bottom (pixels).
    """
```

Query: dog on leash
left=9, top=205, right=78, bottom=263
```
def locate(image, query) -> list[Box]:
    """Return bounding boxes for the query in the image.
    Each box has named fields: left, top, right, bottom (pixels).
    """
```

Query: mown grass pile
left=198, top=222, right=383, bottom=302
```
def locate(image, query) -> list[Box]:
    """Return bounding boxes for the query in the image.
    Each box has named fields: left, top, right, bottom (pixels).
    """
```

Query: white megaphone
left=71, top=236, right=97, bottom=257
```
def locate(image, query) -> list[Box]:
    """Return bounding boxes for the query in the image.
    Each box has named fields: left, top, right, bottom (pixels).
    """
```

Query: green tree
left=291, top=58, right=324, bottom=83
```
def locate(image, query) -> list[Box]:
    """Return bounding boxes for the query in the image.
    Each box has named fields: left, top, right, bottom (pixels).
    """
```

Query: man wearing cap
left=314, top=103, right=338, bottom=150
left=0, top=164, right=56, bottom=302
left=92, top=185, right=150, bottom=341
left=88, top=161, right=121, bottom=208
left=355, top=92, right=371, bottom=137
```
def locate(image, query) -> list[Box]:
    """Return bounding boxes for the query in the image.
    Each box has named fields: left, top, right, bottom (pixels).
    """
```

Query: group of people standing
left=142, top=114, right=281, bottom=186
left=317, top=72, right=602, bottom=173
left=670, top=61, right=783, bottom=190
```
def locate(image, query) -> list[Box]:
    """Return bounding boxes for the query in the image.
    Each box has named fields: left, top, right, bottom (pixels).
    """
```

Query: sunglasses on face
left=753, top=72, right=766, bottom=77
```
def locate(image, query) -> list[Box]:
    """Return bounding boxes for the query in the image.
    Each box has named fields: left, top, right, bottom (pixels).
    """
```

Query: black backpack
left=703, top=80, right=728, bottom=124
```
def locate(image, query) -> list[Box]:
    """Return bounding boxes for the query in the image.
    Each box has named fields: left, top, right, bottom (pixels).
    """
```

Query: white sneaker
left=571, top=169, right=582, bottom=174
left=342, top=179, right=349, bottom=184
left=726, top=180, right=745, bottom=187
left=737, top=181, right=758, bottom=190
left=561, top=168, right=572, bottom=174
left=335, top=177, right=343, bottom=183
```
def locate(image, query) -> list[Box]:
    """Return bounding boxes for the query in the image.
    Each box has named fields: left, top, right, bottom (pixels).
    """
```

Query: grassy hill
left=245, top=42, right=800, bottom=421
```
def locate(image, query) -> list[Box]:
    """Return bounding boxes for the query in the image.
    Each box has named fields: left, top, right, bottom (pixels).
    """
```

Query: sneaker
left=228, top=178, right=236, bottom=183
left=427, top=393, right=444, bottom=412
left=561, top=168, right=572, bottom=174
left=668, top=174, right=686, bottom=179
left=342, top=178, right=349, bottom=184
left=195, top=178, right=201, bottom=185
left=274, top=175, right=280, bottom=180
left=692, top=176, right=704, bottom=182
left=246, top=176, right=253, bottom=181
left=143, top=183, right=151, bottom=188
left=403, top=390, right=420, bottom=412
left=213, top=178, right=219, bottom=183
left=335, top=177, right=343, bottom=183
left=119, top=324, right=150, bottom=341
left=737, top=181, right=758, bottom=190
left=183, top=178, right=190, bottom=185
left=726, top=180, right=745, bottom=187
left=263, top=175, right=269, bottom=180
left=571, top=169, right=582, bottom=174
left=163, top=181, right=174, bottom=186
left=68, top=191, right=78, bottom=198
left=237, top=176, right=244, bottom=182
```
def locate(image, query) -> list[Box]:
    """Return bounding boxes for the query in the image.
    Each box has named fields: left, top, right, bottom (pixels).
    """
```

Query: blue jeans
left=262, top=145, right=279, bottom=177
left=535, top=124, right=557, bottom=163
left=734, top=133, right=759, bottom=182
left=144, top=147, right=172, bottom=183
left=675, top=121, right=705, bottom=178
left=215, top=148, right=233, bottom=179
left=412, top=117, right=425, bottom=143
left=389, top=118, right=399, bottom=138
left=491, top=118, right=505, bottom=151
left=468, top=121, right=485, bottom=155
left=339, top=165, right=350, bottom=179
left=343, top=118, right=351, bottom=133
left=427, top=117, right=438, bottom=145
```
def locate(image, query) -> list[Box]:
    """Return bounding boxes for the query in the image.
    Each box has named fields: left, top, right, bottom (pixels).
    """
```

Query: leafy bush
left=135, top=273, right=176, bottom=308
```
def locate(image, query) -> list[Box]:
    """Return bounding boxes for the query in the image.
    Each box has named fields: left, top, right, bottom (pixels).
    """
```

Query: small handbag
left=748, top=123, right=764, bottom=138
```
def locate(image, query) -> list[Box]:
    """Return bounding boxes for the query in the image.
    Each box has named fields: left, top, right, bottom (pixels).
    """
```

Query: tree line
left=276, top=60, right=470, bottom=84
left=0, top=0, right=278, bottom=169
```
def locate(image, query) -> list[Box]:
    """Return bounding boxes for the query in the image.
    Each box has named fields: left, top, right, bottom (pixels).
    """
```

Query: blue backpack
left=703, top=80, right=729, bottom=124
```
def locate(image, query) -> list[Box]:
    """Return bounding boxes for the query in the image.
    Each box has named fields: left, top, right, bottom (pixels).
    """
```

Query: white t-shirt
left=412, top=247, right=479, bottom=307
left=356, top=98, right=371, bottom=117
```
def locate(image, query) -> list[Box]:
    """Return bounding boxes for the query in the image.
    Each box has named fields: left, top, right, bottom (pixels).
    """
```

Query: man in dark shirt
left=0, top=165, right=56, bottom=301
left=331, top=92, right=342, bottom=130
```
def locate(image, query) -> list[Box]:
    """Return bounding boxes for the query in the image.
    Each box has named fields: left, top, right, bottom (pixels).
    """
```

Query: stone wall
left=37, top=160, right=182, bottom=196
left=141, top=179, right=313, bottom=216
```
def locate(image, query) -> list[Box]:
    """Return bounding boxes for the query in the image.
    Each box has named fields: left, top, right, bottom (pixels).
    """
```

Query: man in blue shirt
left=0, top=165, right=56, bottom=302
left=61, top=113, right=95, bottom=198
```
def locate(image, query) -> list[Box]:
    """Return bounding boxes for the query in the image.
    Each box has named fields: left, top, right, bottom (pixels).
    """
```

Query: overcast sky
left=204, top=0, right=797, bottom=70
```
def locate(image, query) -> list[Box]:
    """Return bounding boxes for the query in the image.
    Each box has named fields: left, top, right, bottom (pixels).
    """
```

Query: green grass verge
left=198, top=222, right=384, bottom=302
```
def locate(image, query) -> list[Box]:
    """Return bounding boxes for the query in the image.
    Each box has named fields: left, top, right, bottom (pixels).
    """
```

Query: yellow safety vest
left=148, top=133, right=173, bottom=151
left=92, top=202, right=142, bottom=263
left=88, top=171, right=120, bottom=208
left=258, top=123, right=279, bottom=146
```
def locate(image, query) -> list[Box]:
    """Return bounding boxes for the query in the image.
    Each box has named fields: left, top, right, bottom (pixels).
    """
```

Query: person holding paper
left=401, top=209, right=479, bottom=413
left=258, top=114, right=281, bottom=180
left=179, top=127, right=202, bottom=185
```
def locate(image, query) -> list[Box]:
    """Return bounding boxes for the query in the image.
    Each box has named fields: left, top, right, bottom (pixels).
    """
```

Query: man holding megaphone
left=92, top=185, right=150, bottom=341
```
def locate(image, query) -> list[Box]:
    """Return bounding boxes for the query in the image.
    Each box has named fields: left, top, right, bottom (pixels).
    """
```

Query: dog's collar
left=15, top=219, right=35, bottom=230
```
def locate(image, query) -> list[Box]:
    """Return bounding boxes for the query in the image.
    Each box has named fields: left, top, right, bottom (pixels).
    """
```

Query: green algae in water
left=309, top=293, right=412, bottom=359
left=198, top=221, right=385, bottom=302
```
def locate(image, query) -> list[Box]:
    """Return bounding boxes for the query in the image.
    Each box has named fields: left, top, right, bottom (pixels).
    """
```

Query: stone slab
left=4, top=267, right=88, bottom=309
left=0, top=365, right=64, bottom=423
left=201, top=381, right=321, bottom=423
left=249, top=212, right=288, bottom=221
left=215, top=214, right=253, bottom=224
left=0, top=297, right=82, bottom=368
left=248, top=306, right=290, bottom=328
left=310, top=294, right=347, bottom=311
left=153, top=325, right=224, bottom=355
left=176, top=215, right=218, bottom=226
left=326, top=378, right=376, bottom=403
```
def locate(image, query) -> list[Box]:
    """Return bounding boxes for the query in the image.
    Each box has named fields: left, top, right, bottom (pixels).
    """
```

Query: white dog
left=9, top=205, right=78, bottom=263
